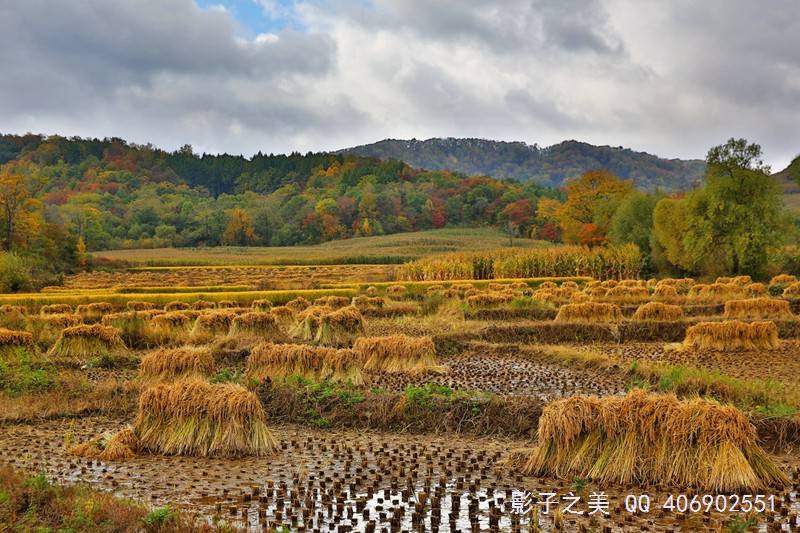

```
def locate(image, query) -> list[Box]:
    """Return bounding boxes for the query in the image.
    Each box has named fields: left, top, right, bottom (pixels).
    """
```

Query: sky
left=1, top=0, right=798, bottom=170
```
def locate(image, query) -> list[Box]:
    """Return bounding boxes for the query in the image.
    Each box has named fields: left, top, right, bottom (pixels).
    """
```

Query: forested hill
left=0, top=133, right=559, bottom=256
left=339, top=138, right=706, bottom=191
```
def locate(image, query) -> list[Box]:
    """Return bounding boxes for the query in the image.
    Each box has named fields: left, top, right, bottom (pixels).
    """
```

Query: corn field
left=399, top=244, right=644, bottom=281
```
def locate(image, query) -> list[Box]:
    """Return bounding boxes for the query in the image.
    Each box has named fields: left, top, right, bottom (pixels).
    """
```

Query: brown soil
left=2, top=417, right=799, bottom=532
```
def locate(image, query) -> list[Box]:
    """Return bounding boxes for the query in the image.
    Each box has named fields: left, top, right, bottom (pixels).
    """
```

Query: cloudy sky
left=1, top=0, right=798, bottom=169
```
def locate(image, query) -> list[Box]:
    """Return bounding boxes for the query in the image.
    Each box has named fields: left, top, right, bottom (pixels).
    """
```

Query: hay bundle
left=688, top=283, right=709, bottom=297
left=0, top=328, right=34, bottom=358
left=149, top=311, right=194, bottom=343
left=523, top=390, right=787, bottom=491
left=0, top=305, right=27, bottom=330
left=251, top=299, right=273, bottom=312
left=365, top=286, right=379, bottom=296
left=285, top=296, right=311, bottom=313
left=569, top=292, right=591, bottom=303
left=386, top=285, right=407, bottom=297
left=652, top=285, right=678, bottom=300
left=126, top=301, right=157, bottom=311
left=315, top=305, right=365, bottom=346
left=554, top=303, right=622, bottom=323
left=632, top=302, right=684, bottom=321
left=165, top=301, right=191, bottom=312
left=70, top=427, right=139, bottom=462
left=604, top=286, right=649, bottom=303
left=783, top=282, right=800, bottom=297
left=48, top=324, right=127, bottom=359
left=584, top=286, right=607, bottom=299
left=683, top=320, right=779, bottom=351
left=488, top=282, right=506, bottom=291
left=314, top=295, right=351, bottom=309
left=745, top=282, right=768, bottom=296
left=76, top=302, right=114, bottom=323
left=715, top=276, right=733, bottom=284
left=229, top=311, right=281, bottom=339
left=723, top=298, right=793, bottom=320
left=425, top=284, right=445, bottom=294
left=288, top=305, right=331, bottom=341
left=140, top=346, right=214, bottom=381
left=25, top=313, right=82, bottom=347
left=600, top=279, right=618, bottom=288
left=770, top=274, right=797, bottom=286
left=619, top=279, right=644, bottom=288
left=270, top=306, right=295, bottom=327
left=562, top=281, right=579, bottom=290
left=466, top=291, right=512, bottom=307
left=40, top=304, right=73, bottom=315
left=190, top=311, right=236, bottom=342
left=354, top=335, right=440, bottom=374
left=539, top=281, right=557, bottom=290
left=192, top=300, right=217, bottom=311
left=352, top=296, right=385, bottom=310
left=246, top=342, right=364, bottom=384
left=134, top=378, right=276, bottom=457
left=731, top=275, right=753, bottom=286
left=451, top=282, right=475, bottom=292
left=101, top=311, right=157, bottom=348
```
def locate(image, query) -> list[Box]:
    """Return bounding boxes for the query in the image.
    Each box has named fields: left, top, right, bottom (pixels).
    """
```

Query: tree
left=222, top=208, right=255, bottom=246
left=653, top=197, right=694, bottom=272
left=666, top=139, right=786, bottom=277
left=0, top=162, right=44, bottom=251
left=253, top=207, right=272, bottom=246
left=608, top=192, right=658, bottom=265
left=500, top=199, right=533, bottom=245
left=557, top=170, right=634, bottom=244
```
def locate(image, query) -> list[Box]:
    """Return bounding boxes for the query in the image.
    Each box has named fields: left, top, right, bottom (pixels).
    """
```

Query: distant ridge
left=339, top=137, right=706, bottom=191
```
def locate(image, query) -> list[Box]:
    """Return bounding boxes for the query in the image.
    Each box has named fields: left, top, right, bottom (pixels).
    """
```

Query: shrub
left=0, top=252, right=32, bottom=293
left=523, top=390, right=787, bottom=491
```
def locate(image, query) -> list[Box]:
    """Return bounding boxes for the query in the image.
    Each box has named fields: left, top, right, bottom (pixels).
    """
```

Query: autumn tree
left=499, top=198, right=533, bottom=245
left=557, top=170, right=634, bottom=244
left=223, top=208, right=255, bottom=246
left=608, top=192, right=659, bottom=266
left=0, top=162, right=45, bottom=251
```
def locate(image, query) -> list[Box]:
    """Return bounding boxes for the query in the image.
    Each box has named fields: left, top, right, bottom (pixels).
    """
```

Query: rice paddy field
left=2, top=262, right=800, bottom=532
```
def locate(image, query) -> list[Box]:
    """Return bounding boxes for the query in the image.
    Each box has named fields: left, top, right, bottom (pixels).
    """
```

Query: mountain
left=773, top=156, right=800, bottom=213
left=339, top=137, right=706, bottom=191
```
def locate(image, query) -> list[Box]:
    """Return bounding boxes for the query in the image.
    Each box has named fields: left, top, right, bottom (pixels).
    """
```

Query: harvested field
left=7, top=263, right=800, bottom=531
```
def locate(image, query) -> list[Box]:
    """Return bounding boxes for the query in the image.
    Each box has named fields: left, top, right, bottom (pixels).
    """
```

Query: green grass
left=92, top=228, right=551, bottom=266
left=0, top=348, right=54, bottom=396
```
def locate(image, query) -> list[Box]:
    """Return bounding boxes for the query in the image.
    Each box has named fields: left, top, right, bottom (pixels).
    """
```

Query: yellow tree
left=0, top=162, right=44, bottom=251
left=557, top=170, right=634, bottom=244
left=223, top=208, right=255, bottom=246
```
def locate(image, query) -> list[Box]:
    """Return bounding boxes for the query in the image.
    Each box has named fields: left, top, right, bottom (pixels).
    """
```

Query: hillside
left=773, top=156, right=800, bottom=213
left=340, top=137, right=706, bottom=191
left=0, top=133, right=558, bottom=256
left=92, top=227, right=550, bottom=266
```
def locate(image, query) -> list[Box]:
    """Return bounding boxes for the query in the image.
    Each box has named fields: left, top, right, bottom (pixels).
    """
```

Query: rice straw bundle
left=354, top=334, right=441, bottom=374
left=191, top=300, right=217, bottom=311
left=70, top=427, right=139, bottom=462
left=246, top=342, right=364, bottom=384
left=285, top=296, right=311, bottom=313
left=315, top=305, right=365, bottom=346
left=523, top=390, right=787, bottom=491
left=770, top=274, right=797, bottom=286
left=251, top=299, right=274, bottom=312
left=723, top=298, right=794, bottom=320
left=386, top=285, right=407, bottom=297
left=40, top=304, right=73, bottom=315
left=126, top=301, right=157, bottom=311
left=190, top=311, right=236, bottom=342
left=76, top=302, right=114, bottom=323
left=165, top=301, right=191, bottom=312
left=683, top=320, right=779, bottom=351
left=631, top=302, right=684, bottom=321
left=288, top=305, right=332, bottom=341
left=0, top=328, right=34, bottom=358
left=47, top=324, right=127, bottom=359
left=134, top=378, right=277, bottom=457
left=554, top=302, right=623, bottom=323
left=228, top=311, right=282, bottom=340
left=149, top=311, right=194, bottom=344
left=782, top=282, right=800, bottom=297
left=139, top=346, right=215, bottom=381
left=314, top=295, right=351, bottom=309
